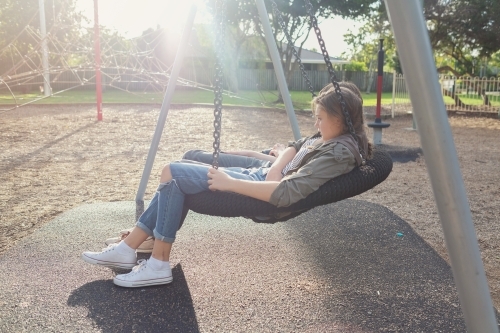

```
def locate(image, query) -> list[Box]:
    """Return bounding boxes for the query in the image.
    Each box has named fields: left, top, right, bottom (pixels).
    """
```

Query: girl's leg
left=112, top=164, right=186, bottom=288
left=123, top=227, right=150, bottom=249
left=86, top=161, right=265, bottom=286
left=148, top=161, right=267, bottom=261
left=182, top=149, right=271, bottom=168
left=82, top=183, right=163, bottom=270
left=121, top=162, right=191, bottom=265
left=104, top=150, right=269, bottom=247
left=147, top=162, right=186, bottom=262
left=152, top=162, right=266, bottom=261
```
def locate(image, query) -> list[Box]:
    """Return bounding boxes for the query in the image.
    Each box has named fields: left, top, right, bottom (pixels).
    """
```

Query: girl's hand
left=269, top=143, right=285, bottom=157
left=207, top=167, right=234, bottom=192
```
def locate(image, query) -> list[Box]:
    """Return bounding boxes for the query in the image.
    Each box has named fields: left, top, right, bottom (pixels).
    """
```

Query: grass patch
left=0, top=89, right=395, bottom=109
left=443, top=94, right=500, bottom=106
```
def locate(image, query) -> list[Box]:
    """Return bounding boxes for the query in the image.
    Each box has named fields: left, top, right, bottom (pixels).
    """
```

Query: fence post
left=391, top=71, right=396, bottom=118
left=38, top=0, right=51, bottom=97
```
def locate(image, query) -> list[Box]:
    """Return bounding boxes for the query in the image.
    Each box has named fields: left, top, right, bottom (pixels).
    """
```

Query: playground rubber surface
left=0, top=199, right=474, bottom=332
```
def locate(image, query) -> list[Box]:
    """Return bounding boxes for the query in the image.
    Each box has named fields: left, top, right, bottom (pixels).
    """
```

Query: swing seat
left=183, top=148, right=393, bottom=223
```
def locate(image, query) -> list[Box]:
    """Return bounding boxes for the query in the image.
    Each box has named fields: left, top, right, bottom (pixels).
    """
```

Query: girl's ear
left=334, top=116, right=343, bottom=127
left=335, top=116, right=347, bottom=133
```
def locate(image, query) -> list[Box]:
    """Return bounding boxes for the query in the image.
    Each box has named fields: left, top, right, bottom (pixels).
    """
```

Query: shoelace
left=101, top=243, right=118, bottom=253
left=130, top=259, right=147, bottom=274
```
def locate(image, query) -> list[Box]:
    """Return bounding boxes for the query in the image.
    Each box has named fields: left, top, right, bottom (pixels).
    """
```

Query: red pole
left=368, top=39, right=390, bottom=145
left=375, top=39, right=384, bottom=121
left=94, top=0, right=103, bottom=121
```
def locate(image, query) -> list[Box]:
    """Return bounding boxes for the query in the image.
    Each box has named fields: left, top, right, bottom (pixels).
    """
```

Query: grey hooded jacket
left=268, top=133, right=361, bottom=208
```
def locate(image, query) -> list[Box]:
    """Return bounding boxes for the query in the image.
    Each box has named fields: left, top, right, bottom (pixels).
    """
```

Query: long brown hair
left=319, top=81, right=363, bottom=104
left=312, top=82, right=373, bottom=159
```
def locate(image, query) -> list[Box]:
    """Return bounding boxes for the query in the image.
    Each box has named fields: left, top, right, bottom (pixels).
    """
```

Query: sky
left=76, top=0, right=361, bottom=58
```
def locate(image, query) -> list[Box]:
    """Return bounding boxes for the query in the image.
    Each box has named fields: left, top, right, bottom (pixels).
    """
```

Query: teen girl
left=82, top=84, right=371, bottom=288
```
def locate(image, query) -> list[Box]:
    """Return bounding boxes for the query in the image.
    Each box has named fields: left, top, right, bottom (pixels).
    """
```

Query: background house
left=236, top=42, right=350, bottom=71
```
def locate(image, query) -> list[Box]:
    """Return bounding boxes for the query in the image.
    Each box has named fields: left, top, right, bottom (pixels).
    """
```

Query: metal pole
left=368, top=39, right=390, bottom=145
left=375, top=39, right=384, bottom=120
left=384, top=1, right=498, bottom=332
left=254, top=0, right=301, bottom=140
left=135, top=4, right=197, bottom=219
left=391, top=71, right=396, bottom=118
left=38, top=0, right=50, bottom=97
left=93, top=0, right=103, bottom=121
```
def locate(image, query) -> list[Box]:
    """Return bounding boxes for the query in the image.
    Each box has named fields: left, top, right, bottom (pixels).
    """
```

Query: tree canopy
left=0, top=0, right=86, bottom=73
left=342, top=0, right=500, bottom=76
left=205, top=0, right=377, bottom=97
left=427, top=0, right=500, bottom=75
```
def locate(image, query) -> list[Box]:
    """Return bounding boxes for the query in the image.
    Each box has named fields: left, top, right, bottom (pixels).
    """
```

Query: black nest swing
left=180, top=0, right=393, bottom=224
left=185, top=149, right=392, bottom=223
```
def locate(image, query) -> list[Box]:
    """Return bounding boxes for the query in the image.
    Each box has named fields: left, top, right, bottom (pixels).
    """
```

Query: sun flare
left=79, top=0, right=208, bottom=38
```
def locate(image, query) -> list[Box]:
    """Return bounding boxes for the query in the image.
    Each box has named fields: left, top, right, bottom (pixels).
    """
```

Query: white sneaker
left=104, top=229, right=154, bottom=254
left=81, top=243, right=137, bottom=269
left=113, top=259, right=173, bottom=288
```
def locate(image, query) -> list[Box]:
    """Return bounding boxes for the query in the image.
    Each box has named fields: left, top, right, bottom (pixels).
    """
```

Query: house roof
left=294, top=47, right=350, bottom=65
left=239, top=45, right=350, bottom=65
left=185, top=32, right=350, bottom=65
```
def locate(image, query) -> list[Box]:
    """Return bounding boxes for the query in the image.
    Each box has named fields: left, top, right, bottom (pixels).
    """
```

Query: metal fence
left=1, top=66, right=394, bottom=95
left=392, top=73, right=500, bottom=117
left=181, top=67, right=394, bottom=92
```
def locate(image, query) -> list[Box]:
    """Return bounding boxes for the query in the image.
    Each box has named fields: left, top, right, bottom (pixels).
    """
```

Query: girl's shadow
left=67, top=263, right=200, bottom=333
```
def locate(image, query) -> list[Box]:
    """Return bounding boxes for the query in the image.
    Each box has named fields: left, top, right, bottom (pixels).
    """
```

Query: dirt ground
left=1, top=104, right=499, bottom=307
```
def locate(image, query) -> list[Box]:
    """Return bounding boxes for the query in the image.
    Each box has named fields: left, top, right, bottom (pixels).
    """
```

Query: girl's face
left=314, top=106, right=343, bottom=141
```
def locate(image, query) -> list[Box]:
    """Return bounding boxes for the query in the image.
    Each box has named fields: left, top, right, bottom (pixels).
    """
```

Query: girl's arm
left=265, top=146, right=297, bottom=181
left=207, top=168, right=280, bottom=202
left=223, top=150, right=277, bottom=162
left=207, top=145, right=298, bottom=201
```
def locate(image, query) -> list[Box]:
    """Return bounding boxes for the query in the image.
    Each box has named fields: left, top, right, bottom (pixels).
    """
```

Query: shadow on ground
left=67, top=264, right=199, bottom=333
left=285, top=199, right=468, bottom=332
left=378, top=144, right=423, bottom=163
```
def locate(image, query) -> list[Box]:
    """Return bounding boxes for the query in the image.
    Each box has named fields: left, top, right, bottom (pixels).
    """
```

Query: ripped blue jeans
left=136, top=161, right=268, bottom=243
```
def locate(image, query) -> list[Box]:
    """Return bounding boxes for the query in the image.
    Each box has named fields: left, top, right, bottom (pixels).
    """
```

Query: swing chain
left=269, top=0, right=316, bottom=97
left=304, top=0, right=366, bottom=164
left=212, top=0, right=226, bottom=169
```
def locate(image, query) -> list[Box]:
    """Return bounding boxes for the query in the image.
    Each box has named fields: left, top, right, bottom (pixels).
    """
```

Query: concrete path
left=0, top=200, right=469, bottom=332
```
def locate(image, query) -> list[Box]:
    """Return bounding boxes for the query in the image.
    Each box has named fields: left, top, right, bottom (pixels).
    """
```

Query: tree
left=342, top=3, right=396, bottom=91
left=0, top=0, right=86, bottom=74
left=343, top=0, right=500, bottom=76
left=201, top=1, right=268, bottom=93
left=407, top=0, right=500, bottom=75
left=422, top=0, right=500, bottom=106
left=205, top=0, right=377, bottom=101
left=343, top=61, right=368, bottom=71
left=429, top=0, right=500, bottom=59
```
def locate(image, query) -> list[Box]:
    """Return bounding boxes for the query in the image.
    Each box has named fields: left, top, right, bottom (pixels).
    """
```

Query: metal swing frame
left=134, top=1, right=498, bottom=331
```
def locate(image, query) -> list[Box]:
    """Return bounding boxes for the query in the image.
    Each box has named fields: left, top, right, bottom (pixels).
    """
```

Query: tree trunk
left=365, top=55, right=375, bottom=93
left=224, top=31, right=240, bottom=94
left=441, top=88, right=465, bottom=107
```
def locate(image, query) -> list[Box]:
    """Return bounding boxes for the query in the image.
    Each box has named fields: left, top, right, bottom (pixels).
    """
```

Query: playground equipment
left=367, top=39, right=390, bottom=144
